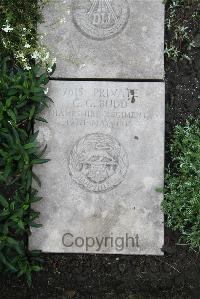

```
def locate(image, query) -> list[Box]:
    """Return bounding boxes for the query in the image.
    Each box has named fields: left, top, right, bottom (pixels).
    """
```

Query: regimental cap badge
left=72, top=0, right=130, bottom=40
left=69, top=133, right=129, bottom=193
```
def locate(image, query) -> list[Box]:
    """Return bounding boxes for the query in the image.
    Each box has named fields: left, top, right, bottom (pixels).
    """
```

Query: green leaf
left=26, top=271, right=32, bottom=287
left=45, top=96, right=54, bottom=103
left=29, top=105, right=36, bottom=120
left=31, top=87, right=43, bottom=93
left=0, top=209, right=10, bottom=218
left=32, top=265, right=42, bottom=272
left=0, top=195, right=9, bottom=208
left=38, top=144, right=47, bottom=158
left=17, top=269, right=25, bottom=277
left=17, top=220, right=25, bottom=230
left=33, top=64, right=41, bottom=75
left=2, top=223, right=9, bottom=234
left=24, top=142, right=37, bottom=150
left=7, top=89, right=17, bottom=96
left=11, top=126, right=20, bottom=144
left=26, top=170, right=32, bottom=190
left=29, top=130, right=39, bottom=143
left=32, top=172, right=41, bottom=187
left=0, top=252, right=17, bottom=272
left=35, top=116, right=48, bottom=123
left=14, top=85, right=24, bottom=90
left=2, top=163, right=11, bottom=180
left=30, top=250, right=42, bottom=256
left=31, top=95, right=43, bottom=102
left=31, top=158, right=50, bottom=165
left=5, top=97, right=12, bottom=108
left=6, top=238, right=23, bottom=255
left=30, top=222, right=42, bottom=228
left=7, top=109, right=17, bottom=123
left=38, top=73, right=49, bottom=85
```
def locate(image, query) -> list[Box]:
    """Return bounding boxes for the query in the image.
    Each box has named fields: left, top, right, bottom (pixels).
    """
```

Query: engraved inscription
left=69, top=133, right=129, bottom=192
left=45, top=87, right=161, bottom=129
left=72, top=0, right=130, bottom=40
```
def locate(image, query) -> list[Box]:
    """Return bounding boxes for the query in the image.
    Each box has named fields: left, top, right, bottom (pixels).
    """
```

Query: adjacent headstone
left=29, top=81, right=165, bottom=255
left=40, top=0, right=164, bottom=79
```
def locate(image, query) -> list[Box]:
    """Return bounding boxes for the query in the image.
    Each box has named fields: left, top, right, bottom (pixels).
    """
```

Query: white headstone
left=29, top=80, right=165, bottom=255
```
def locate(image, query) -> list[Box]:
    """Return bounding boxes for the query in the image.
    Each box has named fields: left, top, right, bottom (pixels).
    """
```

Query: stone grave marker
left=29, top=81, right=165, bottom=255
left=40, top=0, right=164, bottom=79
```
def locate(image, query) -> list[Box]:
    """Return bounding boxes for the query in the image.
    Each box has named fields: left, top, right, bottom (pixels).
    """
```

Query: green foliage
left=0, top=57, right=51, bottom=285
left=165, top=0, right=199, bottom=61
left=163, top=118, right=200, bottom=250
left=0, top=0, right=55, bottom=70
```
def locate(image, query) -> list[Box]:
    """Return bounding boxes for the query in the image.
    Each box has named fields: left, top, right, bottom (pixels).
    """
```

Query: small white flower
left=60, top=17, right=66, bottom=23
left=15, top=51, right=25, bottom=59
left=24, top=43, right=31, bottom=48
left=24, top=65, right=31, bottom=71
left=47, top=67, right=52, bottom=73
left=2, top=39, right=7, bottom=47
left=44, top=87, right=49, bottom=95
left=2, top=24, right=13, bottom=33
left=31, top=50, right=40, bottom=59
left=45, top=52, right=50, bottom=60
left=23, top=27, right=26, bottom=31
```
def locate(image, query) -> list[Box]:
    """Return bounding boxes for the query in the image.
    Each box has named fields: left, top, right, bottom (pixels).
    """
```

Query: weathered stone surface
left=40, top=0, right=164, bottom=79
left=29, top=81, right=165, bottom=255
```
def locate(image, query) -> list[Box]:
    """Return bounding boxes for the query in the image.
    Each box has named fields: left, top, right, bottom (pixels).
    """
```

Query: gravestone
left=40, top=0, right=164, bottom=79
left=29, top=81, right=165, bottom=255
left=30, top=0, right=165, bottom=255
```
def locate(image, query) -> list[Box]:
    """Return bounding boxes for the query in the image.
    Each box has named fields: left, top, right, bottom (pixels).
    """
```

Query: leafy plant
left=0, top=57, right=51, bottom=285
left=0, top=0, right=56, bottom=70
left=165, top=0, right=199, bottom=61
left=163, top=118, right=200, bottom=250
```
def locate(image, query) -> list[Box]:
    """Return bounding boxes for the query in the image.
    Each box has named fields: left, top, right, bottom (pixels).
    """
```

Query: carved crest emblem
left=72, top=0, right=130, bottom=40
left=69, top=133, right=129, bottom=193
